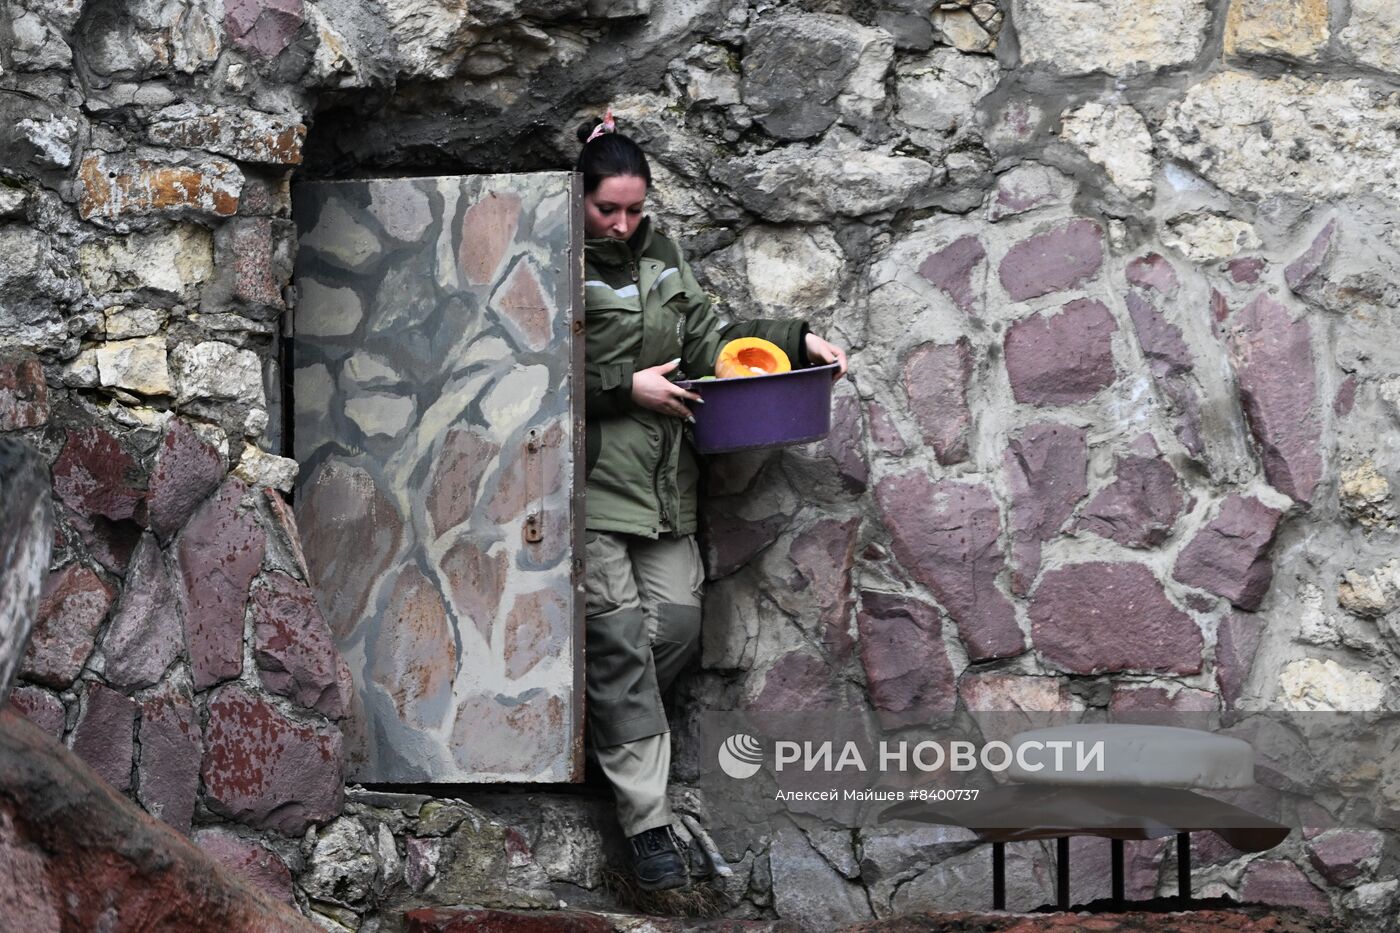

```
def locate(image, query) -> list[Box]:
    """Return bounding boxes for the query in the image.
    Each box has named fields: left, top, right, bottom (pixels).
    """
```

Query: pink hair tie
left=586, top=107, right=616, bottom=143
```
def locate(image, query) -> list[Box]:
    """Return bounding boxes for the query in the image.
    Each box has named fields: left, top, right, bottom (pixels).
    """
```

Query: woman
left=576, top=111, right=847, bottom=892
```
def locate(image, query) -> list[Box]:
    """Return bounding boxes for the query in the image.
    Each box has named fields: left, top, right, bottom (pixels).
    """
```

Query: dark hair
left=575, top=117, right=652, bottom=194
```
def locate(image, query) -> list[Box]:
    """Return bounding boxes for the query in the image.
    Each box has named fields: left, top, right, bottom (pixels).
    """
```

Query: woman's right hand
left=632, top=359, right=703, bottom=419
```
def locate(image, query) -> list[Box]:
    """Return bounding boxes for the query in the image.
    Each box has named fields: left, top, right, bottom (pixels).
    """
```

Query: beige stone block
left=107, top=403, right=172, bottom=431
left=171, top=340, right=265, bottom=406
left=1162, top=211, right=1262, bottom=263
left=234, top=443, right=299, bottom=492
left=1226, top=0, right=1329, bottom=60
left=958, top=672, right=1078, bottom=713
left=79, top=225, right=214, bottom=296
left=103, top=306, right=167, bottom=340
left=62, top=349, right=99, bottom=388
left=1014, top=0, right=1210, bottom=75
left=96, top=337, right=172, bottom=396
left=894, top=49, right=1002, bottom=146
left=1060, top=101, right=1156, bottom=198
left=1279, top=658, right=1384, bottom=711
left=1340, top=459, right=1395, bottom=528
left=934, top=9, right=995, bottom=53
left=377, top=0, right=475, bottom=80
left=1161, top=72, right=1400, bottom=202
left=1337, top=559, right=1400, bottom=618
left=742, top=225, right=844, bottom=311
left=305, top=3, right=366, bottom=88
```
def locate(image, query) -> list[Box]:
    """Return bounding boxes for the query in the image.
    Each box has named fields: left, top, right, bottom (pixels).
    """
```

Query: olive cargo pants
left=584, top=531, right=704, bottom=836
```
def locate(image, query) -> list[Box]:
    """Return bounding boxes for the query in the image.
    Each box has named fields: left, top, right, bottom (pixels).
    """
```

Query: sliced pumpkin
left=714, top=337, right=792, bottom=379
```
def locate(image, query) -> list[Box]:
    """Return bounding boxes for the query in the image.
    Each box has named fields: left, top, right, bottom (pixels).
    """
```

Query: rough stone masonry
left=1, top=0, right=1399, bottom=929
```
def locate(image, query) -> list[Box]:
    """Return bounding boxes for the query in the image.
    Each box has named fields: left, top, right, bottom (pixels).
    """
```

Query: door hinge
left=524, top=429, right=545, bottom=544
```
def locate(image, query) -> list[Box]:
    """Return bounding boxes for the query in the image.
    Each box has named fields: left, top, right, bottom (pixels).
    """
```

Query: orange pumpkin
left=714, top=337, right=792, bottom=379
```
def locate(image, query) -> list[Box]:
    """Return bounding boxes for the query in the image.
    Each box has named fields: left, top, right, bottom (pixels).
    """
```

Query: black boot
left=626, top=825, right=689, bottom=891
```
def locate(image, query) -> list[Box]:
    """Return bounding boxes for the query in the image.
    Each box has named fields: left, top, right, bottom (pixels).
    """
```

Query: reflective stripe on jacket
left=584, top=217, right=808, bottom=537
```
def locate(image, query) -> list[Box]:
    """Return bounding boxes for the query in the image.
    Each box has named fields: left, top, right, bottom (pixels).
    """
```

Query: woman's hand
left=805, top=333, right=848, bottom=379
left=632, top=359, right=704, bottom=419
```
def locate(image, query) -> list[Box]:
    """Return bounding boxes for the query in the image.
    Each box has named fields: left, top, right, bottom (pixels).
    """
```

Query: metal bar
left=1057, top=836, right=1070, bottom=910
left=1178, top=832, right=1191, bottom=901
left=992, top=841, right=1005, bottom=910
left=1111, top=838, right=1125, bottom=907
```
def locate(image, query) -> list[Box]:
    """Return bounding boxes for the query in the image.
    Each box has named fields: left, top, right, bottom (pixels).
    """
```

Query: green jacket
left=584, top=217, right=809, bottom=537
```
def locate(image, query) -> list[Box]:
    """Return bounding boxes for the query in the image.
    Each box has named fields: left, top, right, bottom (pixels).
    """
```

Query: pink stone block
left=823, top=392, right=868, bottom=491
left=999, top=218, right=1103, bottom=301
left=917, top=235, right=986, bottom=313
left=137, top=684, right=202, bottom=834
left=874, top=473, right=1024, bottom=661
left=69, top=683, right=136, bottom=792
left=1228, top=294, right=1322, bottom=504
left=297, top=461, right=404, bottom=641
left=22, top=564, right=115, bottom=689
left=1076, top=453, right=1188, bottom=550
left=177, top=479, right=265, bottom=690
left=1125, top=252, right=1179, bottom=295
left=1030, top=562, right=1203, bottom=675
left=7, top=685, right=65, bottom=738
left=1004, top=298, right=1117, bottom=406
left=372, top=566, right=456, bottom=727
left=1173, top=495, right=1283, bottom=611
left=1216, top=610, right=1264, bottom=710
left=147, top=420, right=225, bottom=541
left=502, top=589, right=569, bottom=681
left=1003, top=422, right=1088, bottom=596
left=750, top=650, right=839, bottom=711
left=902, top=338, right=973, bottom=464
left=1240, top=859, right=1331, bottom=915
left=789, top=517, right=861, bottom=662
left=458, top=192, right=521, bottom=285
left=201, top=684, right=344, bottom=835
left=856, top=592, right=955, bottom=714
left=1305, top=830, right=1383, bottom=886
left=224, top=0, right=305, bottom=59
left=101, top=535, right=183, bottom=689
left=52, top=425, right=145, bottom=522
left=252, top=572, right=351, bottom=718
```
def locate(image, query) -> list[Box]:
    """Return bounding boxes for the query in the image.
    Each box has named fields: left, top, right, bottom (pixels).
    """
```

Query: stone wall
left=2, top=0, right=1399, bottom=929
left=0, top=0, right=354, bottom=916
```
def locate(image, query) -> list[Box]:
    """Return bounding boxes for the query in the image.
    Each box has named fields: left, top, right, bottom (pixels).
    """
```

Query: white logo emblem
left=717, top=733, right=764, bottom=779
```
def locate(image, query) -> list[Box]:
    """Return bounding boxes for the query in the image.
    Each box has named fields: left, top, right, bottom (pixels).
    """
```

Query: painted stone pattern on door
left=292, top=174, right=584, bottom=782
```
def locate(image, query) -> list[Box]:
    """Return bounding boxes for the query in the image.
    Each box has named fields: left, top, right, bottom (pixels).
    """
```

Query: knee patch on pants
left=651, top=601, right=702, bottom=695
left=585, top=607, right=669, bottom=747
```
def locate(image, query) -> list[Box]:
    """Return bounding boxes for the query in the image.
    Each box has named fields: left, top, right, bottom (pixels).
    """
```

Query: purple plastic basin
left=677, top=363, right=840, bottom=454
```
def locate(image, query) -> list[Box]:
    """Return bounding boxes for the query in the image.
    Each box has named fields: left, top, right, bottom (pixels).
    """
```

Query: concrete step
left=406, top=905, right=1349, bottom=933
left=406, top=908, right=798, bottom=932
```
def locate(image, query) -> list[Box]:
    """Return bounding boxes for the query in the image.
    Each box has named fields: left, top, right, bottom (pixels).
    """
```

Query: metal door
left=291, top=173, right=584, bottom=782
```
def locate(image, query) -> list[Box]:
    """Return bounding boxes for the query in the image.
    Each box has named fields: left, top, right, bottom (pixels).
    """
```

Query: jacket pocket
left=653, top=267, right=689, bottom=311
left=588, top=413, right=661, bottom=519
left=586, top=290, right=644, bottom=370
